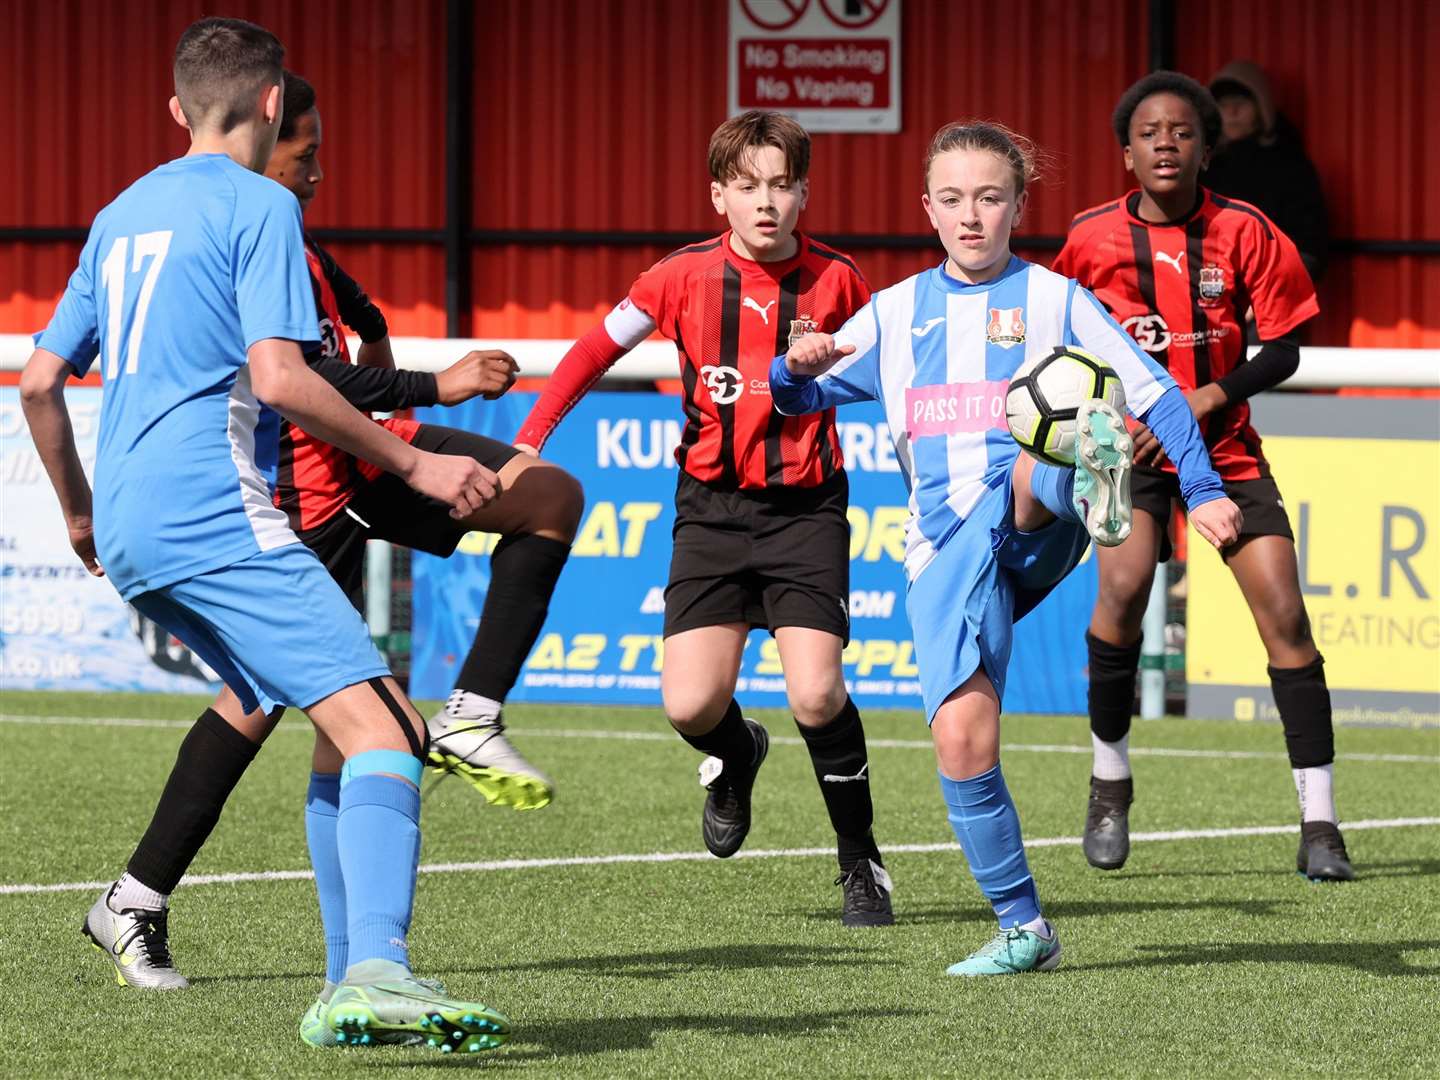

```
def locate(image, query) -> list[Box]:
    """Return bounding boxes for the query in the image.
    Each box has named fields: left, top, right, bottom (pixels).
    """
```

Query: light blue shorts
left=906, top=471, right=1089, bottom=723
left=129, top=543, right=391, bottom=714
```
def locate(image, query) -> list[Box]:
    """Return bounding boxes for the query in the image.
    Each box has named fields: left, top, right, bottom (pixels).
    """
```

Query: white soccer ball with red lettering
left=1005, top=346, right=1126, bottom=466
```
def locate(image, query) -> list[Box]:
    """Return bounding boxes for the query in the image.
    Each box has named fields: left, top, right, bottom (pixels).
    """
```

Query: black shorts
left=664, top=471, right=851, bottom=642
left=1131, top=466, right=1294, bottom=562
left=299, top=424, right=520, bottom=610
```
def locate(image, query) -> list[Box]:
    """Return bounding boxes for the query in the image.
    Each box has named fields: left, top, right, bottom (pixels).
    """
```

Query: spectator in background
left=1206, top=60, right=1329, bottom=282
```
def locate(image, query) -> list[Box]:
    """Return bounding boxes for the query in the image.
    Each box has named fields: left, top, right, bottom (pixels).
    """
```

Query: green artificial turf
left=1, top=690, right=1436, bottom=1078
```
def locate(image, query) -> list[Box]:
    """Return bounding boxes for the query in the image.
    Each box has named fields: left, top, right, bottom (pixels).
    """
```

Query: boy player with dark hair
left=1054, top=71, right=1353, bottom=882
left=516, top=110, right=893, bottom=926
left=26, top=17, right=508, bottom=1052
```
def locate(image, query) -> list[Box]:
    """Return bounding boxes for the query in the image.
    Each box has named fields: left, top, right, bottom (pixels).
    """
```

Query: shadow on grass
left=362, top=1006, right=925, bottom=1067
left=1066, top=939, right=1440, bottom=977
left=1118, top=857, right=1440, bottom=881
left=430, top=942, right=894, bottom=981
left=799, top=895, right=1294, bottom=925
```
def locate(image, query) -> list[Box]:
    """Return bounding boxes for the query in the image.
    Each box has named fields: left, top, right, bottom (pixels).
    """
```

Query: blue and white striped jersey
left=37, top=154, right=319, bottom=600
left=772, top=256, right=1219, bottom=582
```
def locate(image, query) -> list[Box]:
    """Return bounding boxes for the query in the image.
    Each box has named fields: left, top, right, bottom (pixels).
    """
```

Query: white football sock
left=1091, top=732, right=1132, bottom=780
left=1021, top=915, right=1051, bottom=936
left=110, top=871, right=168, bottom=913
left=1293, top=764, right=1337, bottom=823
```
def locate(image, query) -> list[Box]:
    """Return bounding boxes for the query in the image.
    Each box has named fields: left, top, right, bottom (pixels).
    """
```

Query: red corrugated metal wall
left=1172, top=0, right=1440, bottom=347
left=5, top=1, right=1436, bottom=346
left=0, top=0, right=446, bottom=333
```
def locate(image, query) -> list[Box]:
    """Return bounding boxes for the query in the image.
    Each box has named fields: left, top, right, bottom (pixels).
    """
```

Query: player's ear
left=1200, top=143, right=1214, bottom=171
left=710, top=180, right=727, bottom=216
left=169, top=96, right=190, bottom=132
left=264, top=83, right=282, bottom=127
left=1013, top=188, right=1028, bottom=227
left=798, top=177, right=810, bottom=212
left=921, top=192, right=939, bottom=231
left=1122, top=145, right=1135, bottom=174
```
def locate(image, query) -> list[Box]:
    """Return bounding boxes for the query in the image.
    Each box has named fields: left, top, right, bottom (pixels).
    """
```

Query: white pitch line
left=2, top=713, right=1436, bottom=765
left=1, top=817, right=1434, bottom=898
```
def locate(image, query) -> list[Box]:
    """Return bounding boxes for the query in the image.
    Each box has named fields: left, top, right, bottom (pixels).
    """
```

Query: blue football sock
left=1028, top=460, right=1081, bottom=524
left=336, top=764, right=421, bottom=973
left=939, top=765, right=1043, bottom=929
left=303, top=771, right=347, bottom=984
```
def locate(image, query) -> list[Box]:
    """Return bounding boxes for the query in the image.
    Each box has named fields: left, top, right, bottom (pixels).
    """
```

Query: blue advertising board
left=411, top=391, right=1097, bottom=715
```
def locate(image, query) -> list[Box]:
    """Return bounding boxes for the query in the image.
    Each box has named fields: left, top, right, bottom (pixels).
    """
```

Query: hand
left=1129, top=422, right=1168, bottom=468
left=513, top=442, right=539, bottom=457
left=406, top=451, right=501, bottom=519
left=1190, top=496, right=1243, bottom=550
left=1185, top=383, right=1228, bottom=422
left=435, top=350, right=519, bottom=405
left=785, top=332, right=854, bottom=378
left=67, top=518, right=104, bottom=578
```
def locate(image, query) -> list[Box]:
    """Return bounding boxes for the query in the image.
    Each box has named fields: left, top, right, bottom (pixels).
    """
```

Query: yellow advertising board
left=1187, top=426, right=1440, bottom=727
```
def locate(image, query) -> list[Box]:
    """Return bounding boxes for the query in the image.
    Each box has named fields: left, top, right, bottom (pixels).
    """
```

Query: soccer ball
left=1005, top=346, right=1126, bottom=466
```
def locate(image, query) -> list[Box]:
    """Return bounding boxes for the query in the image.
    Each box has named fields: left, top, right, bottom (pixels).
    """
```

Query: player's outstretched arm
left=250, top=338, right=499, bottom=518
left=19, top=349, right=102, bottom=576
left=513, top=320, right=640, bottom=454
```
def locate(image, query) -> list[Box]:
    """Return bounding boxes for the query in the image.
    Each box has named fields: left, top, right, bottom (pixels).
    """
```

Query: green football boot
left=304, top=975, right=450, bottom=1047
left=945, top=925, right=1063, bottom=976
left=1073, top=399, right=1134, bottom=547
left=427, top=692, right=554, bottom=810
left=327, top=960, right=509, bottom=1053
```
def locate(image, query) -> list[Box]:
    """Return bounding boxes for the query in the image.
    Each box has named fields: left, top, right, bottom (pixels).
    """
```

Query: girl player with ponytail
left=1053, top=72, right=1353, bottom=882
left=772, top=121, right=1241, bottom=974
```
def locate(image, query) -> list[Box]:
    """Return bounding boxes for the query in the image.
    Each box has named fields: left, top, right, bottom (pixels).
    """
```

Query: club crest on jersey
left=1198, top=264, right=1226, bottom=305
left=986, top=307, right=1026, bottom=348
left=788, top=315, right=820, bottom=348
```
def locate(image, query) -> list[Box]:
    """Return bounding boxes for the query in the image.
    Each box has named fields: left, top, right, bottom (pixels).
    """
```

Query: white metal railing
left=3, top=333, right=1438, bottom=388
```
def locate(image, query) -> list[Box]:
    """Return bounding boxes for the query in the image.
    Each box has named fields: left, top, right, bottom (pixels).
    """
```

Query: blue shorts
left=129, top=543, right=391, bottom=714
left=906, top=472, right=1089, bottom=723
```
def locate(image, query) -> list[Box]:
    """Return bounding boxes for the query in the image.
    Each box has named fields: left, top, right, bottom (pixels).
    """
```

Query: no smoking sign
left=729, top=0, right=901, bottom=133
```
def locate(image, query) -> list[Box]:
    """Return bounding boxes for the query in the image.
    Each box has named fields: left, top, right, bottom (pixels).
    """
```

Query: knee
left=545, top=468, right=585, bottom=540
left=788, top=677, right=847, bottom=728
left=934, top=722, right=999, bottom=780
left=1095, top=565, right=1154, bottom=630
left=662, top=683, right=731, bottom=735
left=1259, top=597, right=1317, bottom=660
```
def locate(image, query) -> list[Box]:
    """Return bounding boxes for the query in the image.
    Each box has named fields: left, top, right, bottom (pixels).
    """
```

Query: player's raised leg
left=933, top=668, right=1061, bottom=976
left=775, top=626, right=893, bottom=926
left=1224, top=533, right=1353, bottom=881
left=424, top=445, right=584, bottom=810
left=661, top=624, right=768, bottom=858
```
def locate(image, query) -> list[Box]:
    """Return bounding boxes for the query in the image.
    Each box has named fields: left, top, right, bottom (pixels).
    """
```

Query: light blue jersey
left=38, top=154, right=319, bottom=600
left=773, top=256, right=1222, bottom=582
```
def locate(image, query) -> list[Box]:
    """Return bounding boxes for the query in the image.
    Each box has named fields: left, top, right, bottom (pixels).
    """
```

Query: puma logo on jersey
left=911, top=316, right=945, bottom=338
left=1154, top=250, right=1185, bottom=274
left=743, top=297, right=777, bottom=324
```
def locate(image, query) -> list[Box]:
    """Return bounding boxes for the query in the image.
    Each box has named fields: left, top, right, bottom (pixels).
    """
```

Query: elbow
left=248, top=360, right=294, bottom=410
left=18, top=356, right=63, bottom=407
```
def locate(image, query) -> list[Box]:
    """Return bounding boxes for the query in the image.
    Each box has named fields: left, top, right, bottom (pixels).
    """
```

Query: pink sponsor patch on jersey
left=905, top=381, right=1011, bottom=438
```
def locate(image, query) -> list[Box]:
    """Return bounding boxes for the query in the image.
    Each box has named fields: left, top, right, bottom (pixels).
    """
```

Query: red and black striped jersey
left=517, top=232, right=870, bottom=490
left=1053, top=188, right=1318, bottom=481
left=273, top=239, right=422, bottom=531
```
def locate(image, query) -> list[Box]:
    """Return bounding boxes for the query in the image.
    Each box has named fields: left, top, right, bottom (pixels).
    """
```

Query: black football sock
left=1269, top=655, right=1335, bottom=768
left=455, top=533, right=571, bottom=702
left=1087, top=631, right=1142, bottom=744
left=125, top=708, right=262, bottom=894
left=797, top=697, right=881, bottom=873
left=677, top=699, right=757, bottom=765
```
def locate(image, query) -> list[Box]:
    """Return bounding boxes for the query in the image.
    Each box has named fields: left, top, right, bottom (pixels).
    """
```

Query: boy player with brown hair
left=516, top=110, right=893, bottom=925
